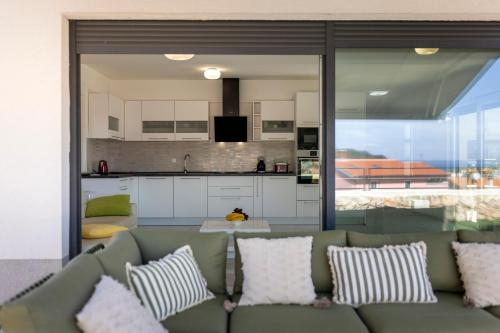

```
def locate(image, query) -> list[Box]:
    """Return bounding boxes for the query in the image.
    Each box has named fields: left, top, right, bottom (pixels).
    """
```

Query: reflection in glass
left=335, top=49, right=500, bottom=233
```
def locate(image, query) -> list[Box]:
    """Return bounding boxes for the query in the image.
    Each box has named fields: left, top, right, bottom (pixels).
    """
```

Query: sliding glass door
left=335, top=48, right=500, bottom=233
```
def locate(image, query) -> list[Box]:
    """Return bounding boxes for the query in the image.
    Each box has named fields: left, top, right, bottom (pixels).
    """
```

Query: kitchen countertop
left=81, top=171, right=296, bottom=178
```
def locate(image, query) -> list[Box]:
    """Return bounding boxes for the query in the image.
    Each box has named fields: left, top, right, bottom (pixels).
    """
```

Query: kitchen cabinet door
left=253, top=176, right=263, bottom=218
left=138, top=177, right=174, bottom=218
left=108, top=94, right=124, bottom=140
left=297, top=200, right=320, bottom=217
left=261, top=101, right=295, bottom=120
left=82, top=178, right=130, bottom=200
left=124, top=101, right=142, bottom=141
left=296, top=92, right=319, bottom=127
left=260, top=100, right=295, bottom=141
left=142, top=101, right=175, bottom=121
left=174, top=101, right=209, bottom=141
left=262, top=176, right=297, bottom=217
left=141, top=101, right=175, bottom=141
left=88, top=93, right=109, bottom=139
left=207, top=197, right=254, bottom=218
left=174, top=176, right=208, bottom=217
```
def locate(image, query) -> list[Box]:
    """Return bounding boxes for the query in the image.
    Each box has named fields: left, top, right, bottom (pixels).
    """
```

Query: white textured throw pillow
left=126, top=245, right=214, bottom=321
left=452, top=242, right=500, bottom=307
left=76, top=275, right=167, bottom=333
left=328, top=242, right=437, bottom=307
left=237, top=236, right=316, bottom=305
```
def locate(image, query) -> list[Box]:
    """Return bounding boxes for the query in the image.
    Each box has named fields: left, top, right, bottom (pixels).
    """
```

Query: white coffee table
left=200, top=219, right=270, bottom=258
left=200, top=219, right=271, bottom=234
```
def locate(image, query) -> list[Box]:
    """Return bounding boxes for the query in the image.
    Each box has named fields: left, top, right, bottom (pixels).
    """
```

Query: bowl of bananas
left=225, top=208, right=249, bottom=226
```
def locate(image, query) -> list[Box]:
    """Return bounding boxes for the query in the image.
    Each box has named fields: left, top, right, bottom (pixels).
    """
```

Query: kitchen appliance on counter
left=297, top=157, right=320, bottom=184
left=98, top=160, right=109, bottom=175
left=256, top=157, right=266, bottom=173
left=274, top=161, right=289, bottom=173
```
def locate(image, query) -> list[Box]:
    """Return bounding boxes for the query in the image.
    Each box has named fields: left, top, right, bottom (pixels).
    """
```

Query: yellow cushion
left=82, top=224, right=128, bottom=239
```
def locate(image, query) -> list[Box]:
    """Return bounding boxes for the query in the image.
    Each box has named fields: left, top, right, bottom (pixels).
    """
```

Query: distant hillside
left=336, top=149, right=386, bottom=159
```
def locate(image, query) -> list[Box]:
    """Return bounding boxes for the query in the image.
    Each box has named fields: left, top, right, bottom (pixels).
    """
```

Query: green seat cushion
left=347, top=231, right=461, bottom=292
left=230, top=294, right=368, bottom=333
left=457, top=230, right=500, bottom=318
left=357, top=292, right=500, bottom=333
left=129, top=228, right=228, bottom=294
left=233, top=230, right=347, bottom=293
left=95, top=231, right=142, bottom=285
left=0, top=254, right=104, bottom=333
left=162, top=294, right=227, bottom=333
left=85, top=194, right=130, bottom=217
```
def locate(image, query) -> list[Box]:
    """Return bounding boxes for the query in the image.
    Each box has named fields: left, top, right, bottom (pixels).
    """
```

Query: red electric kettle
left=98, top=160, right=108, bottom=175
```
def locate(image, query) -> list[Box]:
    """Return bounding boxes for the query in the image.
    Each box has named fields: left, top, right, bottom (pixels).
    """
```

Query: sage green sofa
left=1, top=229, right=500, bottom=333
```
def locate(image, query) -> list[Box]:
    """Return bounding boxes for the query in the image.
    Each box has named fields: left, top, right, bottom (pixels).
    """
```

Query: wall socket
left=171, top=158, right=177, bottom=163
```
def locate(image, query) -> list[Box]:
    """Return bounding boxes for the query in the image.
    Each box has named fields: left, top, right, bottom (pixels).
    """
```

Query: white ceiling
left=81, top=54, right=320, bottom=80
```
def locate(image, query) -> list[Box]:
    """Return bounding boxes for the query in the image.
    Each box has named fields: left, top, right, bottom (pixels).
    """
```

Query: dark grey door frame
left=69, top=20, right=500, bottom=258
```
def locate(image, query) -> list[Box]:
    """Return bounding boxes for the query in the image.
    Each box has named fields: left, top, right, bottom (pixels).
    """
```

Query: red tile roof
left=336, top=159, right=447, bottom=178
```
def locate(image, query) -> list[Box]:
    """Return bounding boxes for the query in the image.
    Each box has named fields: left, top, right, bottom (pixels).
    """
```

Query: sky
left=336, top=56, right=500, bottom=163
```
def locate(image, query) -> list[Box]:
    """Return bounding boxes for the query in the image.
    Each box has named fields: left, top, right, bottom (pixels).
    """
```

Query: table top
left=200, top=219, right=271, bottom=234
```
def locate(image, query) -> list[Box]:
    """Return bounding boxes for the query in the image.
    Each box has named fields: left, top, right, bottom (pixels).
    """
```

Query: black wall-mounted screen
left=214, top=116, right=247, bottom=142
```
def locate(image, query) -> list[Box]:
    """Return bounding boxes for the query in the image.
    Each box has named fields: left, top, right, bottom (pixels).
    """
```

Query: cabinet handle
left=111, top=135, right=123, bottom=140
left=119, top=179, right=128, bottom=182
left=181, top=137, right=203, bottom=140
left=303, top=201, right=319, bottom=205
left=180, top=177, right=200, bottom=180
left=302, top=185, right=318, bottom=188
left=119, top=186, right=128, bottom=190
left=270, top=137, right=289, bottom=140
left=145, top=177, right=166, bottom=180
left=146, top=138, right=170, bottom=140
left=220, top=197, right=240, bottom=200
left=269, top=177, right=289, bottom=180
left=220, top=187, right=241, bottom=190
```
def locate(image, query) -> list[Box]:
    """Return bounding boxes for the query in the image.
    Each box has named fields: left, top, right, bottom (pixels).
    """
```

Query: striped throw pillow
left=327, top=242, right=437, bottom=307
left=126, top=245, right=214, bottom=321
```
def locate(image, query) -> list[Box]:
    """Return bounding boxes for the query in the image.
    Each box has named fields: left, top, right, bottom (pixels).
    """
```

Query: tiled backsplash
left=87, top=139, right=295, bottom=173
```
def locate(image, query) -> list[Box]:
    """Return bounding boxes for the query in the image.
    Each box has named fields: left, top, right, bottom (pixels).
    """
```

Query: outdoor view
left=335, top=48, right=500, bottom=233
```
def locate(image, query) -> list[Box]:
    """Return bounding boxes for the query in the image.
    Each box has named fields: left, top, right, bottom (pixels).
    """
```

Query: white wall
left=1, top=1, right=500, bottom=260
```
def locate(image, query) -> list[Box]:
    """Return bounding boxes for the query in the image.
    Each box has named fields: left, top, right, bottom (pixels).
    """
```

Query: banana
left=225, top=212, right=246, bottom=222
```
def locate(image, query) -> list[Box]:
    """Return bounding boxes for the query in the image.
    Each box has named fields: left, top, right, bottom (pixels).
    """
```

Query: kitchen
left=80, top=54, right=321, bottom=246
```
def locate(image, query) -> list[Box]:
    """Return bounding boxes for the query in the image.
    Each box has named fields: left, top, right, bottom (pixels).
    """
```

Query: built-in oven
left=297, top=157, right=320, bottom=184
left=297, top=127, right=319, bottom=151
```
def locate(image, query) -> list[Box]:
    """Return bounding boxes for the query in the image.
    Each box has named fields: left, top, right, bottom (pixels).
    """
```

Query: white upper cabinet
left=295, top=92, right=319, bottom=127
left=260, top=100, right=295, bottom=141
left=124, top=101, right=142, bottom=141
left=141, top=101, right=175, bottom=141
left=88, top=92, right=124, bottom=140
left=174, top=101, right=209, bottom=141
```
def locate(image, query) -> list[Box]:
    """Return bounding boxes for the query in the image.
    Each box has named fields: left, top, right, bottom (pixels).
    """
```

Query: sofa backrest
left=95, top=231, right=142, bottom=285
left=233, top=230, right=347, bottom=294
left=0, top=254, right=103, bottom=333
left=129, top=228, right=228, bottom=294
left=347, top=231, right=462, bottom=292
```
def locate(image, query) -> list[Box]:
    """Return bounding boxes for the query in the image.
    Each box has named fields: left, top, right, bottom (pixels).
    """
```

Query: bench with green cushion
left=0, top=229, right=229, bottom=333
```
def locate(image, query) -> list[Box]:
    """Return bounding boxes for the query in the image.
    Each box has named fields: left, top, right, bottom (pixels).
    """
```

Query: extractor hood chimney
left=223, top=78, right=240, bottom=116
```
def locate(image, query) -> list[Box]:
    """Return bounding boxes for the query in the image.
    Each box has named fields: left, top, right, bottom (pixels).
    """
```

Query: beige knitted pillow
left=452, top=242, right=500, bottom=307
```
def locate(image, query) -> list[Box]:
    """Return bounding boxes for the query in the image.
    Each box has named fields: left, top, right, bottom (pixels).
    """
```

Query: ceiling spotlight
left=414, top=48, right=439, bottom=55
left=204, top=68, right=221, bottom=80
left=164, top=54, right=195, bottom=61
left=369, top=90, right=389, bottom=96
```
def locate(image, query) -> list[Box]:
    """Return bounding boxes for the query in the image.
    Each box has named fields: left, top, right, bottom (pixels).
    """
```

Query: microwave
left=297, top=127, right=319, bottom=151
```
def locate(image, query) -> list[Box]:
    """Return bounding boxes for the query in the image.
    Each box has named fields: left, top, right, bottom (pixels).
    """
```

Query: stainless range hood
left=214, top=78, right=247, bottom=142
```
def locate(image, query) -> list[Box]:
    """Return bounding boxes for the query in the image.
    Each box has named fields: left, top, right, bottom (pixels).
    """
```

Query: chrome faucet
left=184, top=154, right=191, bottom=173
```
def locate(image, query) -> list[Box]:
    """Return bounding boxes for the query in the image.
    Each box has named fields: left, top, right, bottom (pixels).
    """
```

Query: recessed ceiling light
left=414, top=48, right=439, bottom=55
left=164, top=54, right=195, bottom=61
left=204, top=68, right=221, bottom=80
left=369, top=90, right=389, bottom=96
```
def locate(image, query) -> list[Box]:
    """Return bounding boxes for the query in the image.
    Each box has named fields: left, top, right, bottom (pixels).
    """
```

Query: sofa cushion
left=458, top=230, right=500, bottom=243
left=85, top=194, right=131, bottom=217
left=234, top=230, right=347, bottom=293
left=347, top=231, right=461, bottom=292
left=357, top=292, right=500, bottom=333
left=129, top=229, right=228, bottom=294
left=457, top=230, right=500, bottom=317
left=162, top=294, right=227, bottom=333
left=0, top=254, right=104, bottom=333
left=230, top=293, right=369, bottom=333
left=95, top=231, right=142, bottom=286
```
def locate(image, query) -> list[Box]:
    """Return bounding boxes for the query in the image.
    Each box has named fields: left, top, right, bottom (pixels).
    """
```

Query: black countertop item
left=81, top=171, right=296, bottom=178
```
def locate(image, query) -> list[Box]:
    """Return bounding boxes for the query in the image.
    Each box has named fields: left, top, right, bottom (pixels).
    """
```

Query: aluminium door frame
left=69, top=20, right=500, bottom=258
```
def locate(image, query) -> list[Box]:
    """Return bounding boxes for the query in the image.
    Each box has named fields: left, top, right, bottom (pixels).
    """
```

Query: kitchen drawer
left=297, top=200, right=320, bottom=217
left=207, top=176, right=254, bottom=187
left=297, top=184, right=320, bottom=201
left=175, top=133, right=209, bottom=141
left=208, top=186, right=253, bottom=197
left=207, top=197, right=254, bottom=218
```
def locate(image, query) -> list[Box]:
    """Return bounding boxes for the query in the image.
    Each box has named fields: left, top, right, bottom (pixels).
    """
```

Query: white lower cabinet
left=138, top=177, right=173, bottom=218
left=207, top=197, right=254, bottom=217
left=82, top=178, right=133, bottom=202
left=297, top=200, right=320, bottom=217
left=297, top=184, right=320, bottom=217
left=174, top=176, right=208, bottom=217
left=262, top=176, right=297, bottom=217
left=253, top=176, right=263, bottom=218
